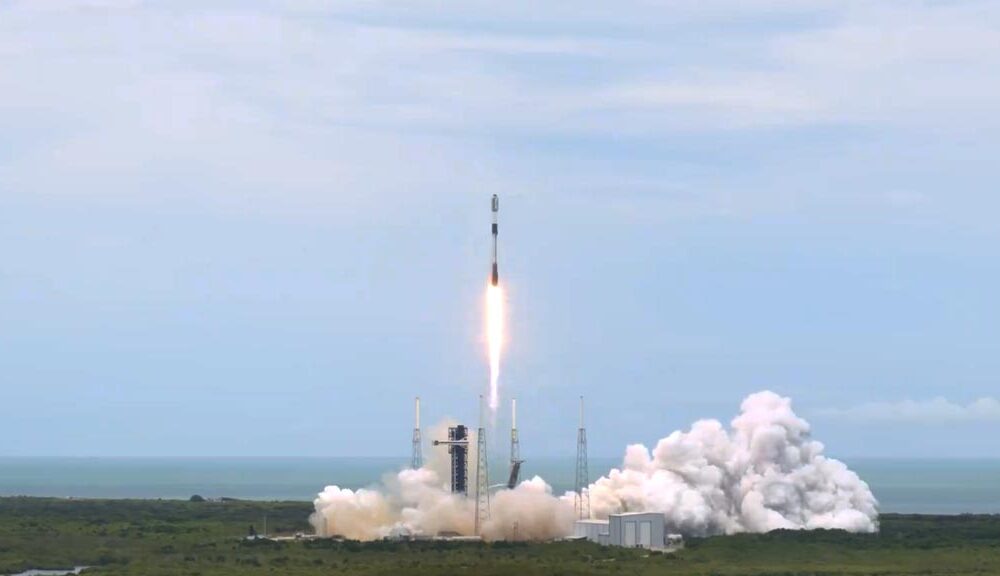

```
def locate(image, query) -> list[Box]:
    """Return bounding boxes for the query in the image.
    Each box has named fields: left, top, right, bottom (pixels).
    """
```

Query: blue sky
left=1, top=0, right=999, bottom=458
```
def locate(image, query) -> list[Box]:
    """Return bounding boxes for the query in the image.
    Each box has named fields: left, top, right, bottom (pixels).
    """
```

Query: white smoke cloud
left=311, top=468, right=575, bottom=540
left=584, top=391, right=878, bottom=535
left=311, top=391, right=878, bottom=540
left=311, top=420, right=572, bottom=541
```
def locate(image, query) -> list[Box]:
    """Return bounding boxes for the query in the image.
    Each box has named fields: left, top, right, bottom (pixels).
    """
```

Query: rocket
left=491, top=194, right=499, bottom=286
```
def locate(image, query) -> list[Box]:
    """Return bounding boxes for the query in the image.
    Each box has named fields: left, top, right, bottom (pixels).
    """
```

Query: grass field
left=2, top=497, right=999, bottom=575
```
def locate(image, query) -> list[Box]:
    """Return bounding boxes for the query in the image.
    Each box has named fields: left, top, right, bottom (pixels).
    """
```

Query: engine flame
left=486, top=283, right=504, bottom=412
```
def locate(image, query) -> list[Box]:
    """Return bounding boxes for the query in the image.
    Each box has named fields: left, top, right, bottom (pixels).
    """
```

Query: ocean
left=1, top=457, right=998, bottom=514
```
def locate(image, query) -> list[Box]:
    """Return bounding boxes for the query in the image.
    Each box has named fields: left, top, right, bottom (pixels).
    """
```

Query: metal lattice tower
left=574, top=396, right=590, bottom=519
left=510, top=398, right=520, bottom=465
left=507, top=398, right=523, bottom=489
left=474, top=395, right=491, bottom=536
left=411, top=397, right=423, bottom=469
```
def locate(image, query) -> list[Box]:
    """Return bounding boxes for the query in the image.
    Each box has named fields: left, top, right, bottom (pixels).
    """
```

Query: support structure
left=575, top=396, right=590, bottom=519
left=433, top=425, right=469, bottom=494
left=474, top=395, right=491, bottom=536
left=507, top=398, right=523, bottom=489
left=411, top=397, right=423, bottom=470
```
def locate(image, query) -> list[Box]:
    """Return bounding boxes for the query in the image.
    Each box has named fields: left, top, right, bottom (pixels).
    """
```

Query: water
left=0, top=457, right=400, bottom=501
left=848, top=458, right=1000, bottom=514
left=1, top=457, right=999, bottom=514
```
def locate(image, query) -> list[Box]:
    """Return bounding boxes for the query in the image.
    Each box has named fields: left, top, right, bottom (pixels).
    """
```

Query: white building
left=574, top=512, right=678, bottom=550
left=609, top=512, right=664, bottom=549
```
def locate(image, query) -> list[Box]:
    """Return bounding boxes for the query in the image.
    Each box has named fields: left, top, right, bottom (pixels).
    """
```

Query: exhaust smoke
left=310, top=391, right=878, bottom=540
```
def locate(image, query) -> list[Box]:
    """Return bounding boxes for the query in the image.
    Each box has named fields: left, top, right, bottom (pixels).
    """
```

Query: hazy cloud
left=821, top=397, right=1000, bottom=424
left=0, top=0, right=998, bottom=210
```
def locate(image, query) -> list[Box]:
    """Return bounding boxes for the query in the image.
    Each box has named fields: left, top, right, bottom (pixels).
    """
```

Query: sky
left=1, top=0, right=999, bottom=458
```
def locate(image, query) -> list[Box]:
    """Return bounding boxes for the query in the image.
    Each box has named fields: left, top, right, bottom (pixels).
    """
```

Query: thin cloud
left=1, top=0, right=998, bottom=218
left=820, top=397, right=1000, bottom=424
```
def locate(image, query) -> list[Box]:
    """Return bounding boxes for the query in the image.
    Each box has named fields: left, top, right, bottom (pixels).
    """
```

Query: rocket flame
left=486, top=283, right=504, bottom=412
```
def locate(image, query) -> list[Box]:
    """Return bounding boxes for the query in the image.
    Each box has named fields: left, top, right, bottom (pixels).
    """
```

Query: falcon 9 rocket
left=491, top=194, right=499, bottom=286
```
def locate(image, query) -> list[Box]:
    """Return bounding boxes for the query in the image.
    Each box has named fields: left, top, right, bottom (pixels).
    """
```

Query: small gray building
left=573, top=519, right=610, bottom=543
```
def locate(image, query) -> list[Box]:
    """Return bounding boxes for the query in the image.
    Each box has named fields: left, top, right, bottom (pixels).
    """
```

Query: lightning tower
left=474, top=395, right=491, bottom=536
left=507, top=398, right=523, bottom=488
left=574, top=396, right=590, bottom=519
left=411, top=396, right=423, bottom=469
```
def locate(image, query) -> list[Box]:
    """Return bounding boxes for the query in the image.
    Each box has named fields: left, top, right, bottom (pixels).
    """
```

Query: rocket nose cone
left=491, top=195, right=499, bottom=212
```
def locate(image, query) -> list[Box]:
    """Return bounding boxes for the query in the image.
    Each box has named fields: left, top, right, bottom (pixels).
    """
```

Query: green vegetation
left=2, top=497, right=999, bottom=575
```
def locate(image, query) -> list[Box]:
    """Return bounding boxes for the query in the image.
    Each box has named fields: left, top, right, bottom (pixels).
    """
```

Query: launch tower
left=434, top=425, right=469, bottom=494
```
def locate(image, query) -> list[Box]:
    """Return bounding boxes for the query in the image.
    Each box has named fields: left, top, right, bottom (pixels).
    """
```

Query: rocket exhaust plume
left=487, top=284, right=503, bottom=412
left=486, top=194, right=503, bottom=412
